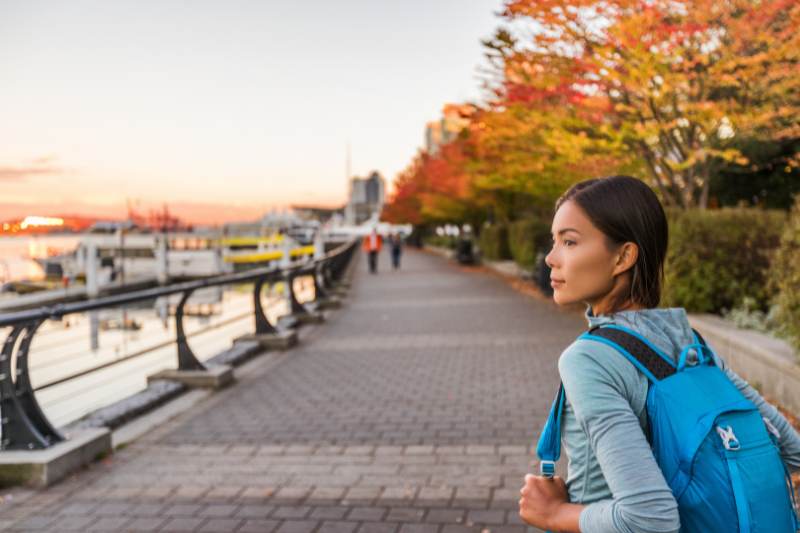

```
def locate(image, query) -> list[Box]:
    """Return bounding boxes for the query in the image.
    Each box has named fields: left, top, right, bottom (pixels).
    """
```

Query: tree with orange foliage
left=384, top=141, right=486, bottom=227
left=497, top=0, right=800, bottom=207
left=382, top=156, right=424, bottom=226
left=467, top=68, right=640, bottom=218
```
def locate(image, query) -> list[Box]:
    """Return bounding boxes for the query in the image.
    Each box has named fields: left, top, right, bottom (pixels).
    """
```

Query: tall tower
left=345, top=142, right=355, bottom=226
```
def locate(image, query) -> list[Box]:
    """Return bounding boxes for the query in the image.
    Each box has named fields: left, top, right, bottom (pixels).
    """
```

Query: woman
left=518, top=176, right=800, bottom=533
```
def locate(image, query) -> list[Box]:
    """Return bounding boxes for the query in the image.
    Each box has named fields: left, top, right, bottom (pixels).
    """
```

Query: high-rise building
left=425, top=104, right=473, bottom=154
left=344, top=171, right=386, bottom=225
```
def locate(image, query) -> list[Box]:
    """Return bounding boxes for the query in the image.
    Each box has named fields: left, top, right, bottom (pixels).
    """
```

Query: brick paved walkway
left=0, top=249, right=586, bottom=533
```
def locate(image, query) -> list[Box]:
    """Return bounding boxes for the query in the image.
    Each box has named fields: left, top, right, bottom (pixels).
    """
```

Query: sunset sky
left=0, top=0, right=501, bottom=225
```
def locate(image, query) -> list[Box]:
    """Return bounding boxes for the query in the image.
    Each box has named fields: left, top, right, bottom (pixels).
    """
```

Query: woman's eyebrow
left=557, top=228, right=581, bottom=236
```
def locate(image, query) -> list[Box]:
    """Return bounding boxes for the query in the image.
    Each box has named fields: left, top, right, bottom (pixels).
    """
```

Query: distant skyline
left=0, top=0, right=501, bottom=224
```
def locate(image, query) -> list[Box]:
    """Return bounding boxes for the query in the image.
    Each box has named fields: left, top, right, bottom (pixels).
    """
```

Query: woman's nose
left=545, top=248, right=556, bottom=269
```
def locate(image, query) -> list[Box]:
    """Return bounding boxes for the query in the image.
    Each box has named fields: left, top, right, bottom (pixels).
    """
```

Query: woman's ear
left=613, top=242, right=639, bottom=276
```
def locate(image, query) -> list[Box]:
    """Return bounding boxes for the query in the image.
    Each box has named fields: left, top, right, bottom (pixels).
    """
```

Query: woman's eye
left=564, top=239, right=576, bottom=247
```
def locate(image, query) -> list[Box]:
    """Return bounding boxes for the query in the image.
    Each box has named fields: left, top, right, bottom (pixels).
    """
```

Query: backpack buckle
left=540, top=460, right=556, bottom=479
left=716, top=425, right=740, bottom=451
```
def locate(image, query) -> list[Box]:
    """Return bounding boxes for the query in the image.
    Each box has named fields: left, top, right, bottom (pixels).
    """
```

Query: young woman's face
left=545, top=200, right=622, bottom=307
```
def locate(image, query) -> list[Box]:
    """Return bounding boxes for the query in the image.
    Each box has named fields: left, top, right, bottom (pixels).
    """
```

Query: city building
left=425, top=104, right=473, bottom=154
left=344, top=171, right=386, bottom=226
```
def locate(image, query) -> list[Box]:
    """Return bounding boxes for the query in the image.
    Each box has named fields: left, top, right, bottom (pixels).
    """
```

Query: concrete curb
left=423, top=245, right=454, bottom=259
left=483, top=259, right=533, bottom=280
left=206, top=340, right=262, bottom=367
left=148, top=364, right=234, bottom=389
left=68, top=380, right=187, bottom=430
left=0, top=429, right=111, bottom=487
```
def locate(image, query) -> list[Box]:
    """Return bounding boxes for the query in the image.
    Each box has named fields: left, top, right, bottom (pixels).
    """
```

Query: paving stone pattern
left=0, top=249, right=587, bottom=532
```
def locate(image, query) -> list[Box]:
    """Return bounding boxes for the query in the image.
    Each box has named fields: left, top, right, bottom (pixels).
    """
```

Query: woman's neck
left=589, top=298, right=644, bottom=317
left=587, top=274, right=644, bottom=316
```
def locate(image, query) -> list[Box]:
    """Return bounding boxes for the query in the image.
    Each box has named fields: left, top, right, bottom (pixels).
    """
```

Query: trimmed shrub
left=508, top=217, right=553, bottom=270
left=480, top=225, right=512, bottom=261
left=662, top=208, right=786, bottom=314
left=770, top=199, right=800, bottom=350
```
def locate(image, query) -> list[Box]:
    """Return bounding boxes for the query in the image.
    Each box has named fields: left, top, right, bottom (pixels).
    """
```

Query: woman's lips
left=550, top=278, right=565, bottom=288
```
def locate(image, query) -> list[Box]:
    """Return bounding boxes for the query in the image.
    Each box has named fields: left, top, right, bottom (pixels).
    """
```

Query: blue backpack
left=537, top=325, right=800, bottom=533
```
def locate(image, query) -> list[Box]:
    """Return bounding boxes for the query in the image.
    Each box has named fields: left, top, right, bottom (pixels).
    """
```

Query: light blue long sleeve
left=558, top=307, right=800, bottom=533
left=560, top=339, right=680, bottom=533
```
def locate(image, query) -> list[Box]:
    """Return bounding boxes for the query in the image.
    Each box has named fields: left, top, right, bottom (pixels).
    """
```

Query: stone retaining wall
left=689, top=313, right=800, bottom=415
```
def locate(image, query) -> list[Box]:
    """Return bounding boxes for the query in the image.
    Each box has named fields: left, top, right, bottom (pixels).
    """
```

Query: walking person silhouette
left=390, top=234, right=402, bottom=271
left=362, top=228, right=382, bottom=274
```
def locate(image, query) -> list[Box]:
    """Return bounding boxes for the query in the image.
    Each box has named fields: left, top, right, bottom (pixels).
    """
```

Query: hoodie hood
left=586, top=307, right=702, bottom=366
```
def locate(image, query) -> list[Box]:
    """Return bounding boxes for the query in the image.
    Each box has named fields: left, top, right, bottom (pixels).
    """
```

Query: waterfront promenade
left=0, top=249, right=587, bottom=533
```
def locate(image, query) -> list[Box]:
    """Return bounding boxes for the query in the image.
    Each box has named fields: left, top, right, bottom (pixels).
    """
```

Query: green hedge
left=480, top=225, right=512, bottom=261
left=662, top=208, right=786, bottom=314
left=770, top=200, right=800, bottom=350
left=508, top=217, right=552, bottom=270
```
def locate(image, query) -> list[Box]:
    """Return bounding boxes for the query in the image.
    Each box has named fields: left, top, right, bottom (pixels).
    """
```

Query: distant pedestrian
left=362, top=229, right=382, bottom=274
left=390, top=234, right=402, bottom=271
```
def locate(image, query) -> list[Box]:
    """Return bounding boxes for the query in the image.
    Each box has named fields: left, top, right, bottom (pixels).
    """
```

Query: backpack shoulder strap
left=690, top=328, right=717, bottom=366
left=692, top=328, right=707, bottom=347
left=536, top=327, right=669, bottom=477
left=582, top=326, right=677, bottom=382
left=536, top=382, right=564, bottom=478
left=536, top=326, right=689, bottom=478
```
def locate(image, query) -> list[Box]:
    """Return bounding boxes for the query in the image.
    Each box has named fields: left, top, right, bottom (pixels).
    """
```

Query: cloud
left=0, top=156, right=67, bottom=181
left=31, top=156, right=58, bottom=165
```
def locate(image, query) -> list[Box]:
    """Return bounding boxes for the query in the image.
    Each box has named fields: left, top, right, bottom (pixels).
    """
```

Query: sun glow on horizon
left=19, top=216, right=64, bottom=229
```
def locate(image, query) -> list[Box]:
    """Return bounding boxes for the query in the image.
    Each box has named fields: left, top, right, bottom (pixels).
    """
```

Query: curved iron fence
left=0, top=240, right=359, bottom=451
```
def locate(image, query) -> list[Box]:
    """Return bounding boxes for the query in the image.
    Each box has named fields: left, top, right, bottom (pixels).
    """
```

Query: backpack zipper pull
left=763, top=417, right=781, bottom=440
left=716, top=425, right=740, bottom=451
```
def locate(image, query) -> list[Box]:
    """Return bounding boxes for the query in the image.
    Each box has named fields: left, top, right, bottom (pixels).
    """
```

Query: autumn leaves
left=385, top=0, right=800, bottom=226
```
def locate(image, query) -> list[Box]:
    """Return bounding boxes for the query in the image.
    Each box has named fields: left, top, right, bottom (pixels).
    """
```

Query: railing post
left=0, top=323, right=62, bottom=450
left=14, top=320, right=64, bottom=447
left=253, top=278, right=278, bottom=334
left=175, top=289, right=205, bottom=371
left=286, top=273, right=308, bottom=316
left=331, top=253, right=346, bottom=281
left=313, top=265, right=330, bottom=300
left=322, top=263, right=335, bottom=288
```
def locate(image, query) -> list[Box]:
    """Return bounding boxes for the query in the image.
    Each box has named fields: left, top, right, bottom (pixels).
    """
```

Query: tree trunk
left=698, top=166, right=712, bottom=211
left=642, top=152, right=677, bottom=207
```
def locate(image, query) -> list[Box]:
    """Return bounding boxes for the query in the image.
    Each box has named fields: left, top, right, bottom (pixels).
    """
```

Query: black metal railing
left=0, top=240, right=358, bottom=451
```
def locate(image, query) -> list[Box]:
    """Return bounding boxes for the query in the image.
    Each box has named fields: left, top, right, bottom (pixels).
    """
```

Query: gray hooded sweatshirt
left=559, top=307, right=800, bottom=533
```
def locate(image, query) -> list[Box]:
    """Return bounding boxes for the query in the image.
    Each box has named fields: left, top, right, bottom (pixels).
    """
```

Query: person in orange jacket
left=363, top=228, right=382, bottom=274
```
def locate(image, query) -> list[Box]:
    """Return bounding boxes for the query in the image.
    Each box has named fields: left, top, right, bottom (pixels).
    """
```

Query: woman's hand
left=519, top=474, right=583, bottom=533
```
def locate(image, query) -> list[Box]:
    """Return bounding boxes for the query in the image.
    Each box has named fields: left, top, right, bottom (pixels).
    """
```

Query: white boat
left=34, top=227, right=319, bottom=283
left=35, top=228, right=226, bottom=283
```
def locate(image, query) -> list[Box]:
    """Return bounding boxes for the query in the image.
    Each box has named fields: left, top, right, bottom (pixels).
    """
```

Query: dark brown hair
left=555, top=176, right=668, bottom=310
